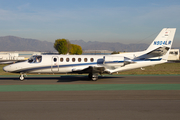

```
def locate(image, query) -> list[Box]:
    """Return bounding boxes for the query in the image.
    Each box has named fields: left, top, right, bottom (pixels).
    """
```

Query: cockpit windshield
left=28, top=55, right=42, bottom=63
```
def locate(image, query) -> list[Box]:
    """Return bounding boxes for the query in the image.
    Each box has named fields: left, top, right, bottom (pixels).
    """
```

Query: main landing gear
left=88, top=73, right=98, bottom=81
left=19, top=73, right=26, bottom=81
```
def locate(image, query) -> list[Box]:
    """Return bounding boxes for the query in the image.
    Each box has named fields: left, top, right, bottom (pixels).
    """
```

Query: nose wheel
left=19, top=73, right=26, bottom=81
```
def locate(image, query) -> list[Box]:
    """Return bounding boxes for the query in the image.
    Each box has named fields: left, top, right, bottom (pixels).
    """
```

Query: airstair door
left=51, top=56, right=59, bottom=72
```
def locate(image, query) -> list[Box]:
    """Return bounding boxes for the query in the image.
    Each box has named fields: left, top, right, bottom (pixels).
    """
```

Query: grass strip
left=0, top=84, right=180, bottom=92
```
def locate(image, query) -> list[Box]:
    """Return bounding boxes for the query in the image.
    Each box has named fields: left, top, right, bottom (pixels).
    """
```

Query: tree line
left=54, top=38, right=82, bottom=55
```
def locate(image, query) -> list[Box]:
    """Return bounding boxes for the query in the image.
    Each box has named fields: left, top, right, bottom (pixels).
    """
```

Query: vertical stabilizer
left=146, top=28, right=176, bottom=52
left=135, top=28, right=176, bottom=60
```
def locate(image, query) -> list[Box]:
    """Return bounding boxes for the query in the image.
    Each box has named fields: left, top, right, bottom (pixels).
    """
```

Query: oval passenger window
left=54, top=58, right=57, bottom=62
left=72, top=58, right=75, bottom=62
left=66, top=58, right=69, bottom=62
left=84, top=58, right=87, bottom=62
left=60, top=58, right=63, bottom=62
left=90, top=58, right=94, bottom=62
left=78, top=58, right=81, bottom=62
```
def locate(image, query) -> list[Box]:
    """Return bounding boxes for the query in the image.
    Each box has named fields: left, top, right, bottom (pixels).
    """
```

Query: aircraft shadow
left=56, top=76, right=123, bottom=82
left=0, top=75, right=123, bottom=82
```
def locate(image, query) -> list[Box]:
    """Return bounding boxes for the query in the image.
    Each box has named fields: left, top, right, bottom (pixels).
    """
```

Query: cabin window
left=53, top=58, right=57, bottom=62
left=90, top=58, right=94, bottom=62
left=72, top=58, right=75, bottom=62
left=78, top=58, right=81, bottom=62
left=66, top=58, right=70, bottom=62
left=60, top=58, right=63, bottom=62
left=28, top=55, right=42, bottom=63
left=84, top=58, right=87, bottom=62
left=170, top=52, right=173, bottom=54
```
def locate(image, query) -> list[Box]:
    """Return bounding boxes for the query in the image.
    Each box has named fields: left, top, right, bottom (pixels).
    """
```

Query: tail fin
left=146, top=28, right=176, bottom=52
left=136, top=28, right=176, bottom=60
left=146, top=28, right=176, bottom=60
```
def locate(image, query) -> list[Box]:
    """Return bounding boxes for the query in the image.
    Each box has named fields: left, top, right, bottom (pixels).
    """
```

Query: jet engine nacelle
left=103, top=56, right=125, bottom=67
left=103, top=56, right=134, bottom=67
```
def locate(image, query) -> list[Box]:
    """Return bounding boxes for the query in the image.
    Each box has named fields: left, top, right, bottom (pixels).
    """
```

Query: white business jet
left=3, top=28, right=176, bottom=81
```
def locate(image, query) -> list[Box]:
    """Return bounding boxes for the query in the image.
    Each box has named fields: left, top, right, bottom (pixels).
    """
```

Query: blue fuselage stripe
left=14, top=59, right=162, bottom=73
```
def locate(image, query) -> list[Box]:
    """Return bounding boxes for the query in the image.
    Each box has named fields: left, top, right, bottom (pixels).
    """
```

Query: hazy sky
left=0, top=0, right=180, bottom=47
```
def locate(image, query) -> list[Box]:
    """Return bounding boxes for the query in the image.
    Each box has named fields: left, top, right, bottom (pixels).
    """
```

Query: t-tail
left=136, top=28, right=176, bottom=61
left=105, top=28, right=176, bottom=74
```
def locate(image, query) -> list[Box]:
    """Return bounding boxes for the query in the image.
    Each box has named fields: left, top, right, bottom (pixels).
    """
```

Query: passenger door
left=51, top=56, right=59, bottom=72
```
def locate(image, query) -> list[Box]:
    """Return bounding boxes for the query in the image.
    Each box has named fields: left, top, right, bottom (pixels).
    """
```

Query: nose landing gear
left=19, top=73, right=26, bottom=81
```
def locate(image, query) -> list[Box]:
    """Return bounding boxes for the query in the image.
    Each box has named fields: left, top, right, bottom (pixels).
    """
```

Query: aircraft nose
left=3, top=66, right=11, bottom=72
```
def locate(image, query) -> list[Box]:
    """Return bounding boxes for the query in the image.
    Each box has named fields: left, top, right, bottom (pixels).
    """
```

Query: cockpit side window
left=28, top=58, right=34, bottom=63
left=28, top=56, right=42, bottom=63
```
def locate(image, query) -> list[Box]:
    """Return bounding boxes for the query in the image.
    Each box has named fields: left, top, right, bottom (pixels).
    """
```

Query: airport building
left=0, top=51, right=42, bottom=60
left=0, top=52, right=24, bottom=59
left=0, top=51, right=42, bottom=64
left=168, top=49, right=179, bottom=60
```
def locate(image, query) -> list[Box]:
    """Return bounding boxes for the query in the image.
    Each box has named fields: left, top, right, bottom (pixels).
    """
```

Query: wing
left=72, top=66, right=105, bottom=74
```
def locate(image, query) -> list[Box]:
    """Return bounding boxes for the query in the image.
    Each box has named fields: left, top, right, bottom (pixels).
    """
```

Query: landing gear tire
left=92, top=77, right=98, bottom=81
left=19, top=74, right=25, bottom=81
left=88, top=73, right=98, bottom=81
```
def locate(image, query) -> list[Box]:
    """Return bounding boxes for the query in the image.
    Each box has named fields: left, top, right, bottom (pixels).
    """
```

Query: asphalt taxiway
left=0, top=75, right=180, bottom=84
left=0, top=75, right=180, bottom=120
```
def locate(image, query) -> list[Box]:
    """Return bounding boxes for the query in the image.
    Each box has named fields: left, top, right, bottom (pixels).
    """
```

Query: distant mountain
left=70, top=40, right=149, bottom=52
left=0, top=36, right=56, bottom=52
left=0, top=36, right=152, bottom=52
